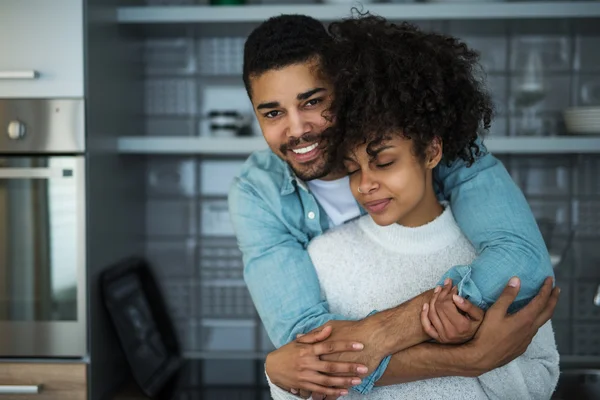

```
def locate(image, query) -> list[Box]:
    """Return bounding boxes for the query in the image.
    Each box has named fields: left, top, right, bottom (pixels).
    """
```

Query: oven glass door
left=0, top=156, right=86, bottom=357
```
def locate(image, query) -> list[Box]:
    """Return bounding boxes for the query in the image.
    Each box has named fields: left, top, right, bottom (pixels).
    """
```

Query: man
left=228, top=14, right=559, bottom=397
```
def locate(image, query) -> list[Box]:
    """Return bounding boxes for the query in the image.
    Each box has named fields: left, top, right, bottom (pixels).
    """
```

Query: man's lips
left=363, top=198, right=392, bottom=213
left=288, top=142, right=320, bottom=163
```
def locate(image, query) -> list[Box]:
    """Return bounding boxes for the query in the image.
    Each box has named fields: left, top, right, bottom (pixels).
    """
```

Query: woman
left=265, top=15, right=559, bottom=400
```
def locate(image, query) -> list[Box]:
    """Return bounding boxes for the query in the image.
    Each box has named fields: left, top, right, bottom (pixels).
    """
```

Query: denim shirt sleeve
left=434, top=141, right=554, bottom=313
left=229, top=180, right=387, bottom=393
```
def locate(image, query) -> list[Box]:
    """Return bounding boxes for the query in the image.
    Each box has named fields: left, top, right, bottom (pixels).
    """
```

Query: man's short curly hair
left=323, top=14, right=493, bottom=167
left=243, top=14, right=332, bottom=99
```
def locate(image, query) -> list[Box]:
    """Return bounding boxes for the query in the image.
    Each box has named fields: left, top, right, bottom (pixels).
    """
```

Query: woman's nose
left=357, top=171, right=379, bottom=195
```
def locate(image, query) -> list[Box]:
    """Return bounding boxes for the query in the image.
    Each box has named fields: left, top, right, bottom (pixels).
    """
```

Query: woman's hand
left=265, top=325, right=369, bottom=398
left=421, top=278, right=484, bottom=344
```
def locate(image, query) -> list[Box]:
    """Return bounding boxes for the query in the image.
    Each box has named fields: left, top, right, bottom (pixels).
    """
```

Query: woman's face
left=343, top=135, right=441, bottom=227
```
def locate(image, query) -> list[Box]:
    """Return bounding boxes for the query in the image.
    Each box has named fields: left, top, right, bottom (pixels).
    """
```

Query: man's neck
left=315, top=168, right=347, bottom=182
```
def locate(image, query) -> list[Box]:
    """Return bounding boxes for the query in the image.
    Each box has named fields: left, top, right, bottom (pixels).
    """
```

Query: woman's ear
left=426, top=137, right=443, bottom=169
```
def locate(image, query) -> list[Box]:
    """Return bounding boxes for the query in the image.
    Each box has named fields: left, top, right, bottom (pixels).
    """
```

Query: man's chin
left=289, top=161, right=330, bottom=181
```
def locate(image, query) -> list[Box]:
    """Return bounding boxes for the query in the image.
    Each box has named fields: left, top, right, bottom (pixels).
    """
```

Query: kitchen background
left=128, top=2, right=600, bottom=396
left=133, top=6, right=600, bottom=358
left=1, top=0, right=599, bottom=399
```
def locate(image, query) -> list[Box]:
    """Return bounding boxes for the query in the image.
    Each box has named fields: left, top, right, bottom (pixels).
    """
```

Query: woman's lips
left=363, top=198, right=391, bottom=214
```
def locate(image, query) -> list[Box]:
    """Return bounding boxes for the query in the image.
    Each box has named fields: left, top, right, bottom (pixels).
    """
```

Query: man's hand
left=297, top=319, right=388, bottom=375
left=421, top=278, right=484, bottom=344
left=467, top=276, right=560, bottom=375
left=266, top=326, right=369, bottom=397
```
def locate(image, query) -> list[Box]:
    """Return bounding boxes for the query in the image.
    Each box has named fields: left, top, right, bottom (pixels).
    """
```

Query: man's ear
left=426, top=137, right=443, bottom=169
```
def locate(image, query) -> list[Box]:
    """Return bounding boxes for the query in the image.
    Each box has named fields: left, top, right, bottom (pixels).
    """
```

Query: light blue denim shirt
left=228, top=142, right=554, bottom=394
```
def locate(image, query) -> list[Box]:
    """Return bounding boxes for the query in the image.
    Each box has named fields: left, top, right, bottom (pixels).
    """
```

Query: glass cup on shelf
left=513, top=49, right=547, bottom=136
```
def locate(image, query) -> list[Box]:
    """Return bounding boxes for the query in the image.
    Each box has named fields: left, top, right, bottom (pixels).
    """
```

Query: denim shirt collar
left=280, top=162, right=309, bottom=196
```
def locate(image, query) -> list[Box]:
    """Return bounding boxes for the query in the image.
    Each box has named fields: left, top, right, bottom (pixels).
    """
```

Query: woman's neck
left=396, top=186, right=443, bottom=228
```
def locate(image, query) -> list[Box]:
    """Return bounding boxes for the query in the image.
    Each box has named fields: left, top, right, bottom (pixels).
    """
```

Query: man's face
left=249, top=60, right=334, bottom=181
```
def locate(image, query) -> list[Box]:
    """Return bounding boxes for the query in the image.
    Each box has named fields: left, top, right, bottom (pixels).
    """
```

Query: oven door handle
left=0, top=168, right=68, bottom=179
left=0, top=385, right=41, bottom=394
left=0, top=70, right=39, bottom=80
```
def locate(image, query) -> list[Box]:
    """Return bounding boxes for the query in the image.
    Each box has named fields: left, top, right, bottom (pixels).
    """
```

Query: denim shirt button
left=307, top=211, right=316, bottom=220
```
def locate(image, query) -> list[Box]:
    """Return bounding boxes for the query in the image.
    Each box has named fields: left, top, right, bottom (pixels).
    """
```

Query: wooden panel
left=0, top=362, right=87, bottom=400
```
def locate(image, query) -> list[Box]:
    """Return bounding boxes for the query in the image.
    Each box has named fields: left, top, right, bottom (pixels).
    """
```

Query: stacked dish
left=563, top=106, right=600, bottom=135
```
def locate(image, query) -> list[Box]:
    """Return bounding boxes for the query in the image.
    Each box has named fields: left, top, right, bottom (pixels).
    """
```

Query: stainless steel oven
left=0, top=99, right=86, bottom=357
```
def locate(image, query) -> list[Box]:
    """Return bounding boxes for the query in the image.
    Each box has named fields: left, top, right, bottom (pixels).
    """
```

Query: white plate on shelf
left=564, top=107, right=600, bottom=135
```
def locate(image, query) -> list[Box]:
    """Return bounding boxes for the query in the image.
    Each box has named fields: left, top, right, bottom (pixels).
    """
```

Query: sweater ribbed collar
left=358, top=204, right=463, bottom=254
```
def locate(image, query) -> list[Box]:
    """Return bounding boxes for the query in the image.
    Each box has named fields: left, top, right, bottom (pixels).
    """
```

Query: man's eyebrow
left=256, top=101, right=280, bottom=110
left=297, top=87, right=326, bottom=101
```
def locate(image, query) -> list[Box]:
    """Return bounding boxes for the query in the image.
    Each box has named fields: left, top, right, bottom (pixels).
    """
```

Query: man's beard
left=279, top=133, right=332, bottom=181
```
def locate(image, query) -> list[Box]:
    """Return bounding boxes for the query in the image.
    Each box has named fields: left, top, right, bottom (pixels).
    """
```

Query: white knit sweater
left=267, top=206, right=560, bottom=400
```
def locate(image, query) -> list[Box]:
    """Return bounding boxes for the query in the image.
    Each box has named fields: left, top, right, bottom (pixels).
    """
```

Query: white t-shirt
left=307, top=176, right=361, bottom=227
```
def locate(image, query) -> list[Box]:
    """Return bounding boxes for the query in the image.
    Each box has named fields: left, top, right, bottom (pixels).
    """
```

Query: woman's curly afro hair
left=322, top=13, right=493, bottom=167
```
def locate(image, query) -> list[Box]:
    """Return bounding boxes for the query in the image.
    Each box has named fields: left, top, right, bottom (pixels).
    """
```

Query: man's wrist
left=461, top=340, right=490, bottom=376
left=366, top=291, right=432, bottom=355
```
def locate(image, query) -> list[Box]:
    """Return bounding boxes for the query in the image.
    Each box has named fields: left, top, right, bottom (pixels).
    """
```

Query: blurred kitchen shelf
left=119, top=137, right=267, bottom=155
left=117, top=2, right=600, bottom=24
left=183, top=351, right=267, bottom=360
left=485, top=137, right=600, bottom=154
left=117, top=136, right=600, bottom=155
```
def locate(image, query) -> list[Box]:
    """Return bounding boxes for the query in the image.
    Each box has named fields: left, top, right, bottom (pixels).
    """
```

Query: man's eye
left=264, top=111, right=280, bottom=119
left=305, top=98, right=321, bottom=107
left=347, top=169, right=359, bottom=175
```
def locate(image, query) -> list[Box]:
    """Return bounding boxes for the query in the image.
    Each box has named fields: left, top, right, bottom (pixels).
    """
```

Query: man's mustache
left=280, top=134, right=322, bottom=154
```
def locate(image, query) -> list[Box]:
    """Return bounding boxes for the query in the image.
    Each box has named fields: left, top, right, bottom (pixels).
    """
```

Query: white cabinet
left=0, top=0, right=84, bottom=98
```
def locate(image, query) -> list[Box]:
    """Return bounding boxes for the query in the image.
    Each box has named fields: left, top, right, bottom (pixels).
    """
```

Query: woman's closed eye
left=376, top=161, right=394, bottom=169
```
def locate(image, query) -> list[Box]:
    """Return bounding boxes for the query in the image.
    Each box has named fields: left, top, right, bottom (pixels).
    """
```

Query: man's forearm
left=365, top=289, right=434, bottom=355
left=375, top=342, right=481, bottom=386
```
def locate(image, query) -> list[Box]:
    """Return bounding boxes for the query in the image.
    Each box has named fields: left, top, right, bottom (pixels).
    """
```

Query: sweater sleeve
left=476, top=321, right=560, bottom=400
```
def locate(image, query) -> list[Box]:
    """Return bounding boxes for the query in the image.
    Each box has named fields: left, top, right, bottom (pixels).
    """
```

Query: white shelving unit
left=117, top=2, right=600, bottom=23
left=118, top=136, right=600, bottom=155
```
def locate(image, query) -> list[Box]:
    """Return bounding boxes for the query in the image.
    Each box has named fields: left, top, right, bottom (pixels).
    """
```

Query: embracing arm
left=476, top=321, right=560, bottom=400
left=436, top=142, right=553, bottom=312
left=229, top=179, right=389, bottom=394
left=228, top=179, right=349, bottom=348
left=375, top=277, right=559, bottom=388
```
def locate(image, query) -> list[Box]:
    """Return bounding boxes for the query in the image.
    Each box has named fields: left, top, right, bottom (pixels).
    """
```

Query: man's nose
left=287, top=110, right=309, bottom=138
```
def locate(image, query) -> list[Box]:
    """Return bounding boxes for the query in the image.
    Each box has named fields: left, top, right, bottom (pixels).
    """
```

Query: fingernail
left=445, top=278, right=452, bottom=285
left=353, top=343, right=364, bottom=350
left=557, top=287, right=561, bottom=295
left=423, top=303, right=427, bottom=311
left=434, top=286, right=441, bottom=293
left=357, top=366, right=368, bottom=373
left=351, top=379, right=362, bottom=385
left=509, top=277, right=519, bottom=287
left=340, top=390, right=349, bottom=396
left=453, top=294, right=464, bottom=304
left=290, top=389, right=298, bottom=394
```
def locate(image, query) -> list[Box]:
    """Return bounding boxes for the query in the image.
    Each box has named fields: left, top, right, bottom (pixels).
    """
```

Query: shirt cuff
left=351, top=354, right=391, bottom=394
left=437, top=265, right=489, bottom=310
